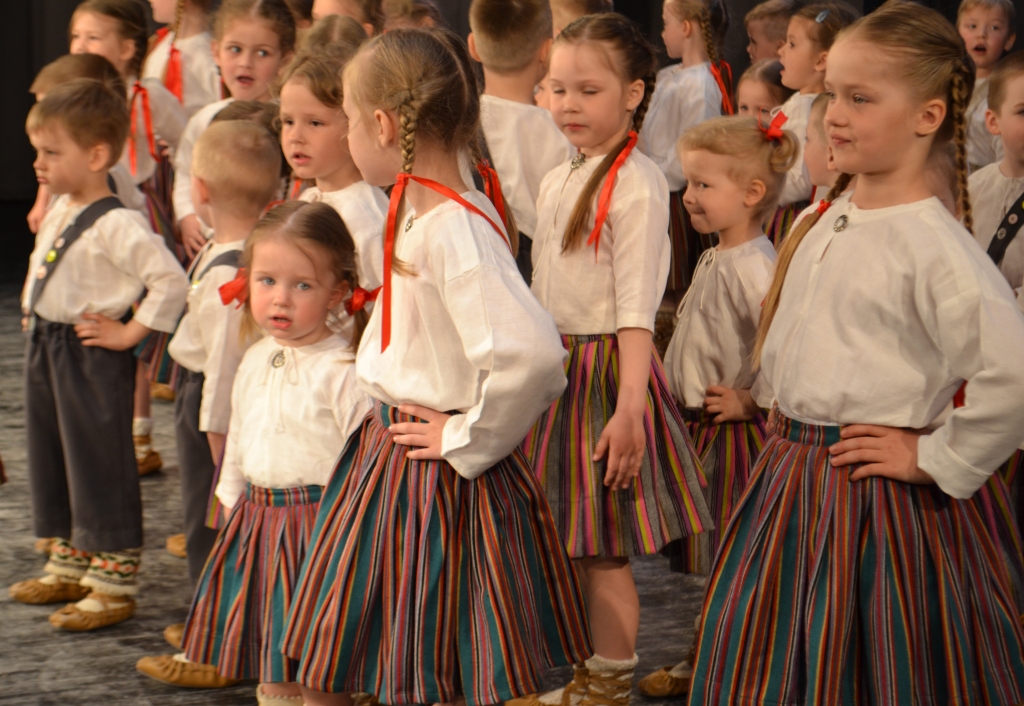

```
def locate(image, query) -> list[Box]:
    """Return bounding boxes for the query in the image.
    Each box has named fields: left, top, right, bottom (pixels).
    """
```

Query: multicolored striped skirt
left=689, top=414, right=1024, bottom=706
left=668, top=190, right=717, bottom=293
left=765, top=200, right=809, bottom=248
left=281, top=403, right=592, bottom=705
left=662, top=410, right=768, bottom=575
left=522, top=334, right=710, bottom=558
left=181, top=483, right=322, bottom=683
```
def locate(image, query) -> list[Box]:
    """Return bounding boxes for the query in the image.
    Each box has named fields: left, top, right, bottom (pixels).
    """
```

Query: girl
left=174, top=0, right=296, bottom=258
left=639, top=0, right=731, bottom=293
left=145, top=0, right=221, bottom=117
left=311, top=0, right=385, bottom=35
left=689, top=3, right=1024, bottom=704
left=736, top=60, right=793, bottom=133
left=281, top=27, right=591, bottom=706
left=640, top=115, right=797, bottom=698
left=178, top=201, right=372, bottom=706
left=772, top=1, right=857, bottom=244
left=527, top=14, right=711, bottom=706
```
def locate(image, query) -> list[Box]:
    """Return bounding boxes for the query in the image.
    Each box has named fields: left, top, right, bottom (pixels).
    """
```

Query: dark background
left=0, top=0, right=999, bottom=280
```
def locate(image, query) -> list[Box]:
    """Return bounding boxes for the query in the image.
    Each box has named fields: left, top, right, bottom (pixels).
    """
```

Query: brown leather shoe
left=166, top=533, right=187, bottom=558
left=34, top=537, right=55, bottom=555
left=136, top=654, right=240, bottom=688
left=164, top=623, right=184, bottom=649
left=136, top=446, right=163, bottom=476
left=637, top=665, right=690, bottom=698
left=49, top=592, right=135, bottom=631
left=9, top=577, right=89, bottom=605
left=150, top=382, right=176, bottom=402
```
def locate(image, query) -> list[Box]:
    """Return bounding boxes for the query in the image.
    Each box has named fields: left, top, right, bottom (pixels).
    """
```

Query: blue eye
left=258, top=49, right=270, bottom=58
left=297, top=282, right=311, bottom=291
left=260, top=277, right=274, bottom=286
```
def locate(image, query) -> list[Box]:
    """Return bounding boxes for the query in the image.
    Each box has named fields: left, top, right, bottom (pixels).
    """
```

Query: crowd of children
left=9, top=0, right=1024, bottom=704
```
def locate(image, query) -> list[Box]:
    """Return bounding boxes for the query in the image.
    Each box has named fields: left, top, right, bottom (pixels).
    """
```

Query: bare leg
left=300, top=689, right=354, bottom=706
left=575, top=557, right=639, bottom=660
left=133, top=360, right=150, bottom=420
left=261, top=682, right=303, bottom=697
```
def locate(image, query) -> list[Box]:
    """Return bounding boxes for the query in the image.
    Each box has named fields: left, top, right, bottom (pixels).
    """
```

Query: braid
left=172, top=0, right=185, bottom=38
left=398, top=95, right=417, bottom=175
left=951, top=66, right=972, bottom=233
left=698, top=7, right=718, bottom=64
left=632, top=67, right=656, bottom=132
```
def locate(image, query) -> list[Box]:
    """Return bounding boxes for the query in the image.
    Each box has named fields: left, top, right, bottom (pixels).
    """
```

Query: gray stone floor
left=0, top=285, right=705, bottom=705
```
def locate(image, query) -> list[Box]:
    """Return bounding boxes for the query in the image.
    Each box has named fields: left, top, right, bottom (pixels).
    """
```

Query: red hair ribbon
left=815, top=199, right=831, bottom=215
left=128, top=82, right=159, bottom=178
left=381, top=172, right=510, bottom=351
left=710, top=61, right=734, bottom=115
left=219, top=268, right=248, bottom=307
left=760, top=112, right=788, bottom=142
left=345, top=286, right=380, bottom=316
left=475, top=160, right=508, bottom=225
left=587, top=130, right=638, bottom=259
left=158, top=27, right=185, bottom=103
left=289, top=178, right=304, bottom=201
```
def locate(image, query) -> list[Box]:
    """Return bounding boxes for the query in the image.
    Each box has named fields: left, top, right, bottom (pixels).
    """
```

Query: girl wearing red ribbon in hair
left=519, top=14, right=710, bottom=706
left=281, top=27, right=591, bottom=706
left=145, top=0, right=221, bottom=118
left=638, top=114, right=798, bottom=698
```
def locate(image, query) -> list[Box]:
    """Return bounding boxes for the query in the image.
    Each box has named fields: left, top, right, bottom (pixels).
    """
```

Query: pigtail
left=951, top=63, right=973, bottom=234
left=699, top=6, right=718, bottom=65
left=633, top=66, right=657, bottom=132
left=388, top=92, right=419, bottom=274
left=172, top=0, right=185, bottom=39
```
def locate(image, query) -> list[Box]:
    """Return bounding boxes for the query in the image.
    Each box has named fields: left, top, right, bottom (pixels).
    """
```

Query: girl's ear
left=373, top=109, right=398, bottom=148
left=744, top=178, right=767, bottom=209
left=681, top=18, right=694, bottom=38
left=119, top=37, right=137, bottom=70
left=915, top=97, right=946, bottom=138
left=813, top=50, right=828, bottom=73
left=329, top=278, right=351, bottom=310
left=626, top=77, right=645, bottom=112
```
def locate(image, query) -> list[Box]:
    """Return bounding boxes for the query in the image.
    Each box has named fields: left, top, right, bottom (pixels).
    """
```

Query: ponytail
left=951, top=62, right=973, bottom=233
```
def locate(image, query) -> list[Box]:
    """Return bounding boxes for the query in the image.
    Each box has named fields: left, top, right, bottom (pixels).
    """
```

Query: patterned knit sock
left=43, top=538, right=91, bottom=581
left=133, top=418, right=153, bottom=459
left=79, top=549, right=141, bottom=599
left=584, top=654, right=638, bottom=706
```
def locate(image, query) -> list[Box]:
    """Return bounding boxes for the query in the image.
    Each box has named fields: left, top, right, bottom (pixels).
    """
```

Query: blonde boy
left=550, top=0, right=613, bottom=35
left=744, top=0, right=800, bottom=61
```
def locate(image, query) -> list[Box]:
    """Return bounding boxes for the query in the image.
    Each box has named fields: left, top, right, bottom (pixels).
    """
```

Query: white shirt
left=120, top=77, right=187, bottom=185
left=761, top=193, right=1024, bottom=499
left=967, top=77, right=1004, bottom=170
left=216, top=333, right=372, bottom=508
left=777, top=92, right=817, bottom=206
left=532, top=149, right=670, bottom=334
left=300, top=182, right=387, bottom=292
left=168, top=240, right=250, bottom=434
left=638, top=63, right=722, bottom=192
left=664, top=236, right=776, bottom=409
left=23, top=195, right=188, bottom=332
left=173, top=97, right=234, bottom=222
left=143, top=31, right=221, bottom=118
left=356, top=190, right=568, bottom=479
left=968, top=161, right=1024, bottom=296
left=479, top=94, right=573, bottom=237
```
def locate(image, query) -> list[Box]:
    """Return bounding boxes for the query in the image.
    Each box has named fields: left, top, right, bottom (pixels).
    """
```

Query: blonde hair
left=70, top=0, right=149, bottom=77
left=738, top=58, right=795, bottom=108
left=665, top=0, right=732, bottom=109
left=744, top=0, right=801, bottom=44
left=988, top=50, right=1024, bottom=113
left=791, top=2, right=860, bottom=52
left=807, top=91, right=829, bottom=141
left=211, top=100, right=291, bottom=178
left=299, top=13, right=368, bottom=57
left=346, top=0, right=387, bottom=34
left=26, top=78, right=129, bottom=169
left=754, top=0, right=975, bottom=364
left=31, top=53, right=126, bottom=98
left=469, top=0, right=552, bottom=74
left=214, top=0, right=298, bottom=55
left=382, top=0, right=444, bottom=29
left=193, top=120, right=282, bottom=216
left=679, top=115, right=799, bottom=223
left=958, top=0, right=1015, bottom=28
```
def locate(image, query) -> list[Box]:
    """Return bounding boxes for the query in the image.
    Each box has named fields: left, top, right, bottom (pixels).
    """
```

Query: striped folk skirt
left=662, top=410, right=768, bottom=575
left=766, top=200, right=809, bottom=248
left=181, top=483, right=321, bottom=683
left=522, top=334, right=711, bottom=558
left=689, top=414, right=1024, bottom=706
left=281, top=403, right=592, bottom=706
left=668, top=190, right=717, bottom=293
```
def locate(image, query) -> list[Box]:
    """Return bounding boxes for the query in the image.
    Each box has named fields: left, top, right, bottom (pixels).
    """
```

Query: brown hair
left=345, top=27, right=518, bottom=271
left=346, top=0, right=387, bottom=34
left=70, top=0, right=149, bottom=77
left=554, top=13, right=656, bottom=252
left=26, top=78, right=130, bottom=169
left=791, top=2, right=860, bottom=52
left=242, top=200, right=367, bottom=347
left=31, top=53, right=126, bottom=98
left=382, top=0, right=444, bottom=29
left=285, top=0, right=315, bottom=23
left=754, top=0, right=975, bottom=364
left=745, top=0, right=803, bottom=44
left=679, top=115, right=799, bottom=223
left=214, top=0, right=298, bottom=55
left=957, top=0, right=1015, bottom=29
left=738, top=58, right=794, bottom=109
left=299, top=14, right=368, bottom=57
left=988, top=50, right=1024, bottom=113
left=470, top=0, right=552, bottom=74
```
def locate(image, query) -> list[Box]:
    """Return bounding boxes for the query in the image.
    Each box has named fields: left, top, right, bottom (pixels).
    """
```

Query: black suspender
left=986, top=189, right=1024, bottom=266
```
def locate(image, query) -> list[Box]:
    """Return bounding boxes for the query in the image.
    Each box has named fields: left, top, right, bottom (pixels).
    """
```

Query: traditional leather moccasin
left=257, top=685, right=304, bottom=705
left=150, top=382, right=176, bottom=402
left=9, top=577, right=89, bottom=605
left=637, top=665, right=691, bottom=698
left=136, top=448, right=163, bottom=477
left=136, top=654, right=240, bottom=689
left=165, top=533, right=187, bottom=558
left=164, top=623, right=185, bottom=649
left=504, top=695, right=546, bottom=706
left=48, top=592, right=135, bottom=631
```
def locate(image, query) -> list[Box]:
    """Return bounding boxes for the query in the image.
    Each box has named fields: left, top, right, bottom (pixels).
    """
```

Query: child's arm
left=593, top=327, right=650, bottom=490
left=27, top=184, right=49, bottom=234
left=75, top=315, right=150, bottom=350
left=214, top=373, right=248, bottom=510
left=173, top=109, right=208, bottom=256
left=704, top=386, right=759, bottom=424
left=207, top=432, right=225, bottom=466
left=197, top=266, right=249, bottom=446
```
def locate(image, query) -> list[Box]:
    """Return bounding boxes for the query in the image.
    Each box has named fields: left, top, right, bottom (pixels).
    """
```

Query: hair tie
left=759, top=112, right=788, bottom=142
left=219, top=268, right=248, bottom=308
left=815, top=9, right=830, bottom=22
left=815, top=199, right=831, bottom=215
left=345, top=286, right=380, bottom=315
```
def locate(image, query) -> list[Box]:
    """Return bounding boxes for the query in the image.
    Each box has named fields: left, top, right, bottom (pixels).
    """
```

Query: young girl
left=145, top=0, right=221, bottom=117
left=772, top=1, right=857, bottom=244
left=311, top=0, right=385, bottom=35
left=174, top=0, right=296, bottom=258
left=639, top=115, right=797, bottom=698
left=690, top=4, right=1024, bottom=704
left=639, top=0, right=730, bottom=293
left=281, top=27, right=591, bottom=706
left=527, top=14, right=711, bottom=706
left=736, top=58, right=793, bottom=123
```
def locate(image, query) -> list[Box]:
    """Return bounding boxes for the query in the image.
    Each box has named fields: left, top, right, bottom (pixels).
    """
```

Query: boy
left=744, top=0, right=801, bottom=62
left=10, top=78, right=187, bottom=631
left=137, top=120, right=282, bottom=689
left=550, top=0, right=613, bottom=35
left=958, top=0, right=1016, bottom=169
left=468, top=0, right=572, bottom=283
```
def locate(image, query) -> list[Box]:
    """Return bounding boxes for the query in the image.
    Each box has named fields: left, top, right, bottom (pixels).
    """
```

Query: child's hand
left=21, top=316, right=28, bottom=333
left=27, top=201, right=46, bottom=234
left=389, top=404, right=452, bottom=461
left=704, top=386, right=758, bottom=424
left=75, top=314, right=147, bottom=351
left=829, top=425, right=934, bottom=484
left=179, top=214, right=207, bottom=258
left=593, top=405, right=646, bottom=491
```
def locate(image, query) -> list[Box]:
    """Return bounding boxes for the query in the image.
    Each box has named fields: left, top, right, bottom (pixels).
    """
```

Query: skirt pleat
left=688, top=415, right=1024, bottom=706
left=282, top=404, right=592, bottom=706
left=766, top=200, right=809, bottom=249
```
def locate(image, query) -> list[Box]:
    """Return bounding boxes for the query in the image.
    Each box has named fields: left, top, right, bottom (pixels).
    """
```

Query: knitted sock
left=133, top=418, right=153, bottom=459
left=79, top=549, right=141, bottom=598
left=132, top=417, right=153, bottom=437
left=43, top=538, right=91, bottom=581
left=584, top=654, right=637, bottom=706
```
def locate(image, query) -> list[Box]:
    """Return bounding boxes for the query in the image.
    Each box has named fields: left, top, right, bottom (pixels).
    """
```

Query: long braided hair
left=666, top=0, right=732, bottom=114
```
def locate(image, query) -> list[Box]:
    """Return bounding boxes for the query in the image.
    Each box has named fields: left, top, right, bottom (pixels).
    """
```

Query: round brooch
left=271, top=351, right=285, bottom=368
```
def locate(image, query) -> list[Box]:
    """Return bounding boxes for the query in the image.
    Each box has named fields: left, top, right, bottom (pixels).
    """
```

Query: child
left=736, top=59, right=793, bottom=126
left=527, top=14, right=711, bottom=706
left=468, top=0, right=573, bottom=284
left=311, top=0, right=385, bottom=35
left=640, top=0, right=731, bottom=293
left=803, top=91, right=837, bottom=195
left=174, top=0, right=296, bottom=258
left=286, top=0, right=315, bottom=27
left=9, top=79, right=187, bottom=631
left=551, top=0, right=614, bottom=35
left=145, top=0, right=221, bottom=117
left=640, top=114, right=797, bottom=698
left=744, top=0, right=801, bottom=61
left=959, top=0, right=1016, bottom=170
left=690, top=4, right=1024, bottom=704
left=281, top=27, right=591, bottom=706
left=382, top=0, right=443, bottom=29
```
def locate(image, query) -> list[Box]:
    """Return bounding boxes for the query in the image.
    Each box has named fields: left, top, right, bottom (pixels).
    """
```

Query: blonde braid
left=397, top=93, right=417, bottom=175
left=632, top=67, right=656, bottom=133
left=951, top=67, right=972, bottom=233
left=698, top=6, right=718, bottom=64
left=172, top=0, right=185, bottom=38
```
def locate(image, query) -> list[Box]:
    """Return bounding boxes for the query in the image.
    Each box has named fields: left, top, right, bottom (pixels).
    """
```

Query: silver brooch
left=405, top=215, right=415, bottom=232
left=271, top=350, right=285, bottom=368
left=833, top=215, right=848, bottom=232
left=570, top=153, right=586, bottom=171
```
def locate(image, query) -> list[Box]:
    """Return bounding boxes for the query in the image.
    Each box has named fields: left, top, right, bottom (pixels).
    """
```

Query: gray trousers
left=26, top=320, right=142, bottom=552
left=174, top=369, right=220, bottom=586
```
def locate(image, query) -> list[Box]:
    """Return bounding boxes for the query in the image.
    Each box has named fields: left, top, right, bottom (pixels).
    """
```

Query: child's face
left=803, top=118, right=834, bottom=189
left=661, top=3, right=686, bottom=60
left=29, top=124, right=105, bottom=197
left=736, top=78, right=776, bottom=122
left=249, top=235, right=346, bottom=348
left=148, top=0, right=179, bottom=25
left=681, top=149, right=756, bottom=235
left=959, top=5, right=1015, bottom=73
left=778, top=17, right=823, bottom=92
left=987, top=74, right=1024, bottom=161
left=214, top=18, right=288, bottom=101
left=69, top=11, right=135, bottom=77
left=746, top=19, right=781, bottom=62
left=548, top=42, right=645, bottom=155
left=312, top=0, right=372, bottom=34
left=341, top=73, right=402, bottom=186
left=280, top=79, right=353, bottom=189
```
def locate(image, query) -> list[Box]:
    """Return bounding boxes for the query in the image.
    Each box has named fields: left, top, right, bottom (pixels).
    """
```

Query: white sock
left=74, top=594, right=131, bottom=612
left=585, top=654, right=638, bottom=703
left=38, top=574, right=80, bottom=585
left=132, top=417, right=153, bottom=438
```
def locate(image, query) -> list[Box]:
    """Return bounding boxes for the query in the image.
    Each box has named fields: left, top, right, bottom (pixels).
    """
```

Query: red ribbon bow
left=475, top=160, right=508, bottom=225
left=815, top=198, right=831, bottom=215
left=345, top=286, right=380, bottom=316
left=760, top=112, right=788, bottom=142
left=155, top=28, right=184, bottom=103
left=219, top=268, right=248, bottom=307
left=128, top=82, right=159, bottom=178
left=587, top=130, right=638, bottom=259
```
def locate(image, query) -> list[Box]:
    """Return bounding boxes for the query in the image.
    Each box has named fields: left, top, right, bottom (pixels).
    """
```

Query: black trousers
left=174, top=369, right=220, bottom=586
left=25, top=320, right=142, bottom=552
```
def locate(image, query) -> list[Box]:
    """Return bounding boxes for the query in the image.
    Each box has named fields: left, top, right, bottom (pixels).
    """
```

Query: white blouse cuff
left=917, top=433, right=990, bottom=500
